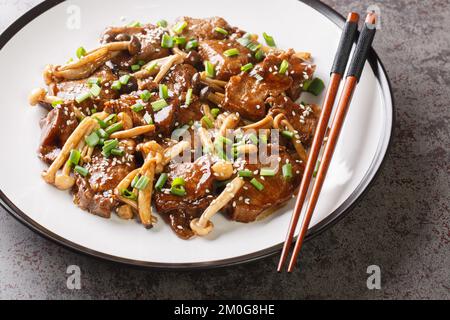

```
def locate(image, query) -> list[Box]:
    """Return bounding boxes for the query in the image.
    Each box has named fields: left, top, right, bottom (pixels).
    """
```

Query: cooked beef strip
left=198, top=39, right=253, bottom=81
left=154, top=155, right=216, bottom=239
left=225, top=146, right=303, bottom=223
left=161, top=63, right=197, bottom=96
left=173, top=17, right=233, bottom=41
left=38, top=104, right=79, bottom=164
left=101, top=24, right=170, bottom=70
left=73, top=140, right=137, bottom=218
left=268, top=95, right=320, bottom=147
left=223, top=49, right=316, bottom=121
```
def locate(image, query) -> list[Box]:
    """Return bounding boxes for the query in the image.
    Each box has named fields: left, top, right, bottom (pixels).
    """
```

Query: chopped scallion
left=74, top=165, right=89, bottom=177
left=121, top=189, right=137, bottom=201
left=140, top=90, right=151, bottom=102
left=250, top=178, right=264, bottom=191
left=282, top=130, right=295, bottom=139
left=255, top=49, right=265, bottom=61
left=89, top=83, right=101, bottom=97
left=119, top=74, right=131, bottom=85
left=279, top=59, right=289, bottom=75
left=211, top=108, right=220, bottom=118
left=260, top=168, right=277, bottom=177
left=304, top=78, right=325, bottom=96
left=105, top=122, right=123, bottom=135
left=151, top=99, right=168, bottom=112
left=97, top=128, right=108, bottom=139
left=201, top=115, right=213, bottom=128
left=111, top=80, right=122, bottom=91
left=223, top=48, right=240, bottom=57
left=170, top=186, right=186, bottom=197
left=145, top=61, right=158, bottom=72
left=128, top=21, right=141, bottom=27
left=171, top=177, right=186, bottom=188
left=159, top=84, right=169, bottom=99
left=241, top=63, right=254, bottom=72
left=185, top=39, right=198, bottom=51
left=85, top=131, right=100, bottom=147
left=143, top=112, right=153, bottom=125
left=76, top=47, right=86, bottom=59
left=135, top=176, right=150, bottom=190
left=75, top=92, right=91, bottom=104
left=155, top=173, right=168, bottom=191
left=161, top=33, right=174, bottom=48
left=131, top=103, right=144, bottom=112
left=173, top=21, right=188, bottom=34
left=69, top=149, right=81, bottom=166
left=156, top=20, right=168, bottom=28
left=214, top=27, right=228, bottom=35
left=283, top=164, right=293, bottom=179
left=51, top=100, right=64, bottom=108
left=174, top=36, right=186, bottom=46
left=185, top=88, right=193, bottom=106
left=204, top=61, right=216, bottom=78
left=262, top=32, right=276, bottom=47
left=131, top=64, right=141, bottom=72
left=111, top=148, right=125, bottom=157
left=238, top=170, right=253, bottom=178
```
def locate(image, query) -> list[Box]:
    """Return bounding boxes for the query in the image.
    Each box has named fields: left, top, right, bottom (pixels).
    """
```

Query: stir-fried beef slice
left=161, top=64, right=197, bottom=96
left=173, top=17, right=234, bottom=41
left=268, top=95, right=320, bottom=147
left=282, top=51, right=316, bottom=101
left=101, top=24, right=170, bottom=70
left=73, top=141, right=137, bottom=218
left=38, top=104, right=79, bottom=164
left=198, top=40, right=252, bottom=81
left=154, top=155, right=216, bottom=239
left=225, top=147, right=303, bottom=223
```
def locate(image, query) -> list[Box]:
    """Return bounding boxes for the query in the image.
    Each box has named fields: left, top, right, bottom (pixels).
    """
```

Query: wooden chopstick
left=277, top=12, right=360, bottom=272
left=285, top=12, right=378, bottom=272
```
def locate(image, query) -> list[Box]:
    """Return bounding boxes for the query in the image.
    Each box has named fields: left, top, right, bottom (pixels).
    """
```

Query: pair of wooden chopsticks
left=278, top=12, right=378, bottom=272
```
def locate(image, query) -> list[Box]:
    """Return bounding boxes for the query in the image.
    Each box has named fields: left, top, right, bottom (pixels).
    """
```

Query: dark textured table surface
left=0, top=0, right=449, bottom=300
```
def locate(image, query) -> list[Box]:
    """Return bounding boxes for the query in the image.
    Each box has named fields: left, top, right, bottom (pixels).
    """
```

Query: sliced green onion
left=121, top=189, right=137, bottom=201
left=131, top=175, right=140, bottom=189
left=151, top=99, right=168, bottom=112
left=174, top=36, right=186, bottom=46
left=90, top=108, right=97, bottom=115
left=105, top=122, right=123, bottom=135
left=131, top=64, right=141, bottom=72
left=260, top=168, right=277, bottom=177
left=69, top=149, right=81, bottom=166
left=217, top=136, right=233, bottom=145
left=128, top=21, right=141, bottom=27
left=304, top=78, right=325, bottom=96
left=74, top=165, right=89, bottom=177
left=201, top=116, right=213, bottom=128
left=51, top=100, right=64, bottom=108
left=185, top=39, right=198, bottom=51
left=170, top=186, right=186, bottom=197
left=241, top=63, right=254, bottom=72
left=111, top=148, right=125, bottom=157
left=185, top=88, right=193, bottom=106
left=282, top=130, right=295, bottom=139
left=214, top=142, right=229, bottom=161
left=75, top=92, right=91, bottom=104
left=131, top=103, right=144, bottom=113
left=262, top=32, right=276, bottom=47
left=171, top=177, right=186, bottom=188
left=250, top=178, right=264, bottom=191
left=97, top=128, right=108, bottom=139
left=161, top=33, right=174, bottom=48
left=255, top=49, right=265, bottom=61
left=135, top=176, right=150, bottom=190
left=85, top=131, right=100, bottom=147
left=283, top=164, right=293, bottom=179
left=76, top=47, right=87, bottom=59
left=259, top=134, right=268, bottom=144
left=140, top=90, right=151, bottom=102
left=238, top=170, right=253, bottom=178
left=155, top=173, right=168, bottom=191
left=111, top=80, right=122, bottom=91
left=223, top=48, right=239, bottom=57
left=102, top=139, right=119, bottom=156
left=172, top=21, right=188, bottom=34
left=89, top=83, right=101, bottom=97
left=313, top=161, right=321, bottom=178
left=159, top=84, right=169, bottom=99
left=211, top=108, right=220, bottom=118
left=279, top=59, right=289, bottom=75
left=119, top=74, right=131, bottom=85
left=236, top=37, right=252, bottom=47
left=156, top=19, right=168, bottom=28
left=247, top=42, right=262, bottom=52
left=88, top=77, right=101, bottom=86
left=143, top=112, right=153, bottom=125
left=214, top=27, right=228, bottom=35
left=95, top=117, right=108, bottom=129
left=104, top=114, right=117, bottom=125
left=145, top=61, right=159, bottom=72
left=204, top=61, right=216, bottom=78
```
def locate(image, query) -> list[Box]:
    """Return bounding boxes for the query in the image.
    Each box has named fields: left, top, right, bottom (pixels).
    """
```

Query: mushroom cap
left=55, top=174, right=76, bottom=190
left=190, top=218, right=214, bottom=236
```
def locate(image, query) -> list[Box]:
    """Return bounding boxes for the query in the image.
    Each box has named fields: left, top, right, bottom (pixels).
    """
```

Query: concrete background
left=0, top=0, right=448, bottom=299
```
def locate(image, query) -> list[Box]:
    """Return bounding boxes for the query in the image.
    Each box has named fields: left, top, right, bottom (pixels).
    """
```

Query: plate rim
left=0, top=0, right=395, bottom=270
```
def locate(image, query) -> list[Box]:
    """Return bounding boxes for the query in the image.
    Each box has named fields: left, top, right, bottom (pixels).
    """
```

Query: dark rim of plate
left=0, top=0, right=395, bottom=270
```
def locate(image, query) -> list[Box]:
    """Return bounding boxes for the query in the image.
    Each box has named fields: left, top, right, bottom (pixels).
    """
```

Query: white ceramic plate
left=0, top=0, right=393, bottom=269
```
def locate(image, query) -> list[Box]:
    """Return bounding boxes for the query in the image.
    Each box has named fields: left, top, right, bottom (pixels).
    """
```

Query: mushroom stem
left=42, top=117, right=96, bottom=184
left=109, top=124, right=156, bottom=139
left=153, top=54, right=184, bottom=84
left=162, top=141, right=191, bottom=167
left=219, top=113, right=240, bottom=137
left=190, top=177, right=245, bottom=236
left=207, top=92, right=224, bottom=105
left=273, top=114, right=308, bottom=162
left=198, top=127, right=215, bottom=154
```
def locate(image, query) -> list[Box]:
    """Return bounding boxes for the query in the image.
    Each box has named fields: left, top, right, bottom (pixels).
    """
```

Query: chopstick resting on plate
left=278, top=12, right=378, bottom=272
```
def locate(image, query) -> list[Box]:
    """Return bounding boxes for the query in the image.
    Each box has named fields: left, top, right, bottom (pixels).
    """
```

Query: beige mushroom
left=109, top=124, right=155, bottom=139
left=153, top=54, right=184, bottom=84
left=42, top=117, right=96, bottom=184
left=190, top=177, right=245, bottom=236
left=212, top=160, right=234, bottom=181
left=116, top=204, right=134, bottom=220
left=273, top=113, right=307, bottom=162
left=208, top=92, right=224, bottom=105
left=219, top=113, right=240, bottom=137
